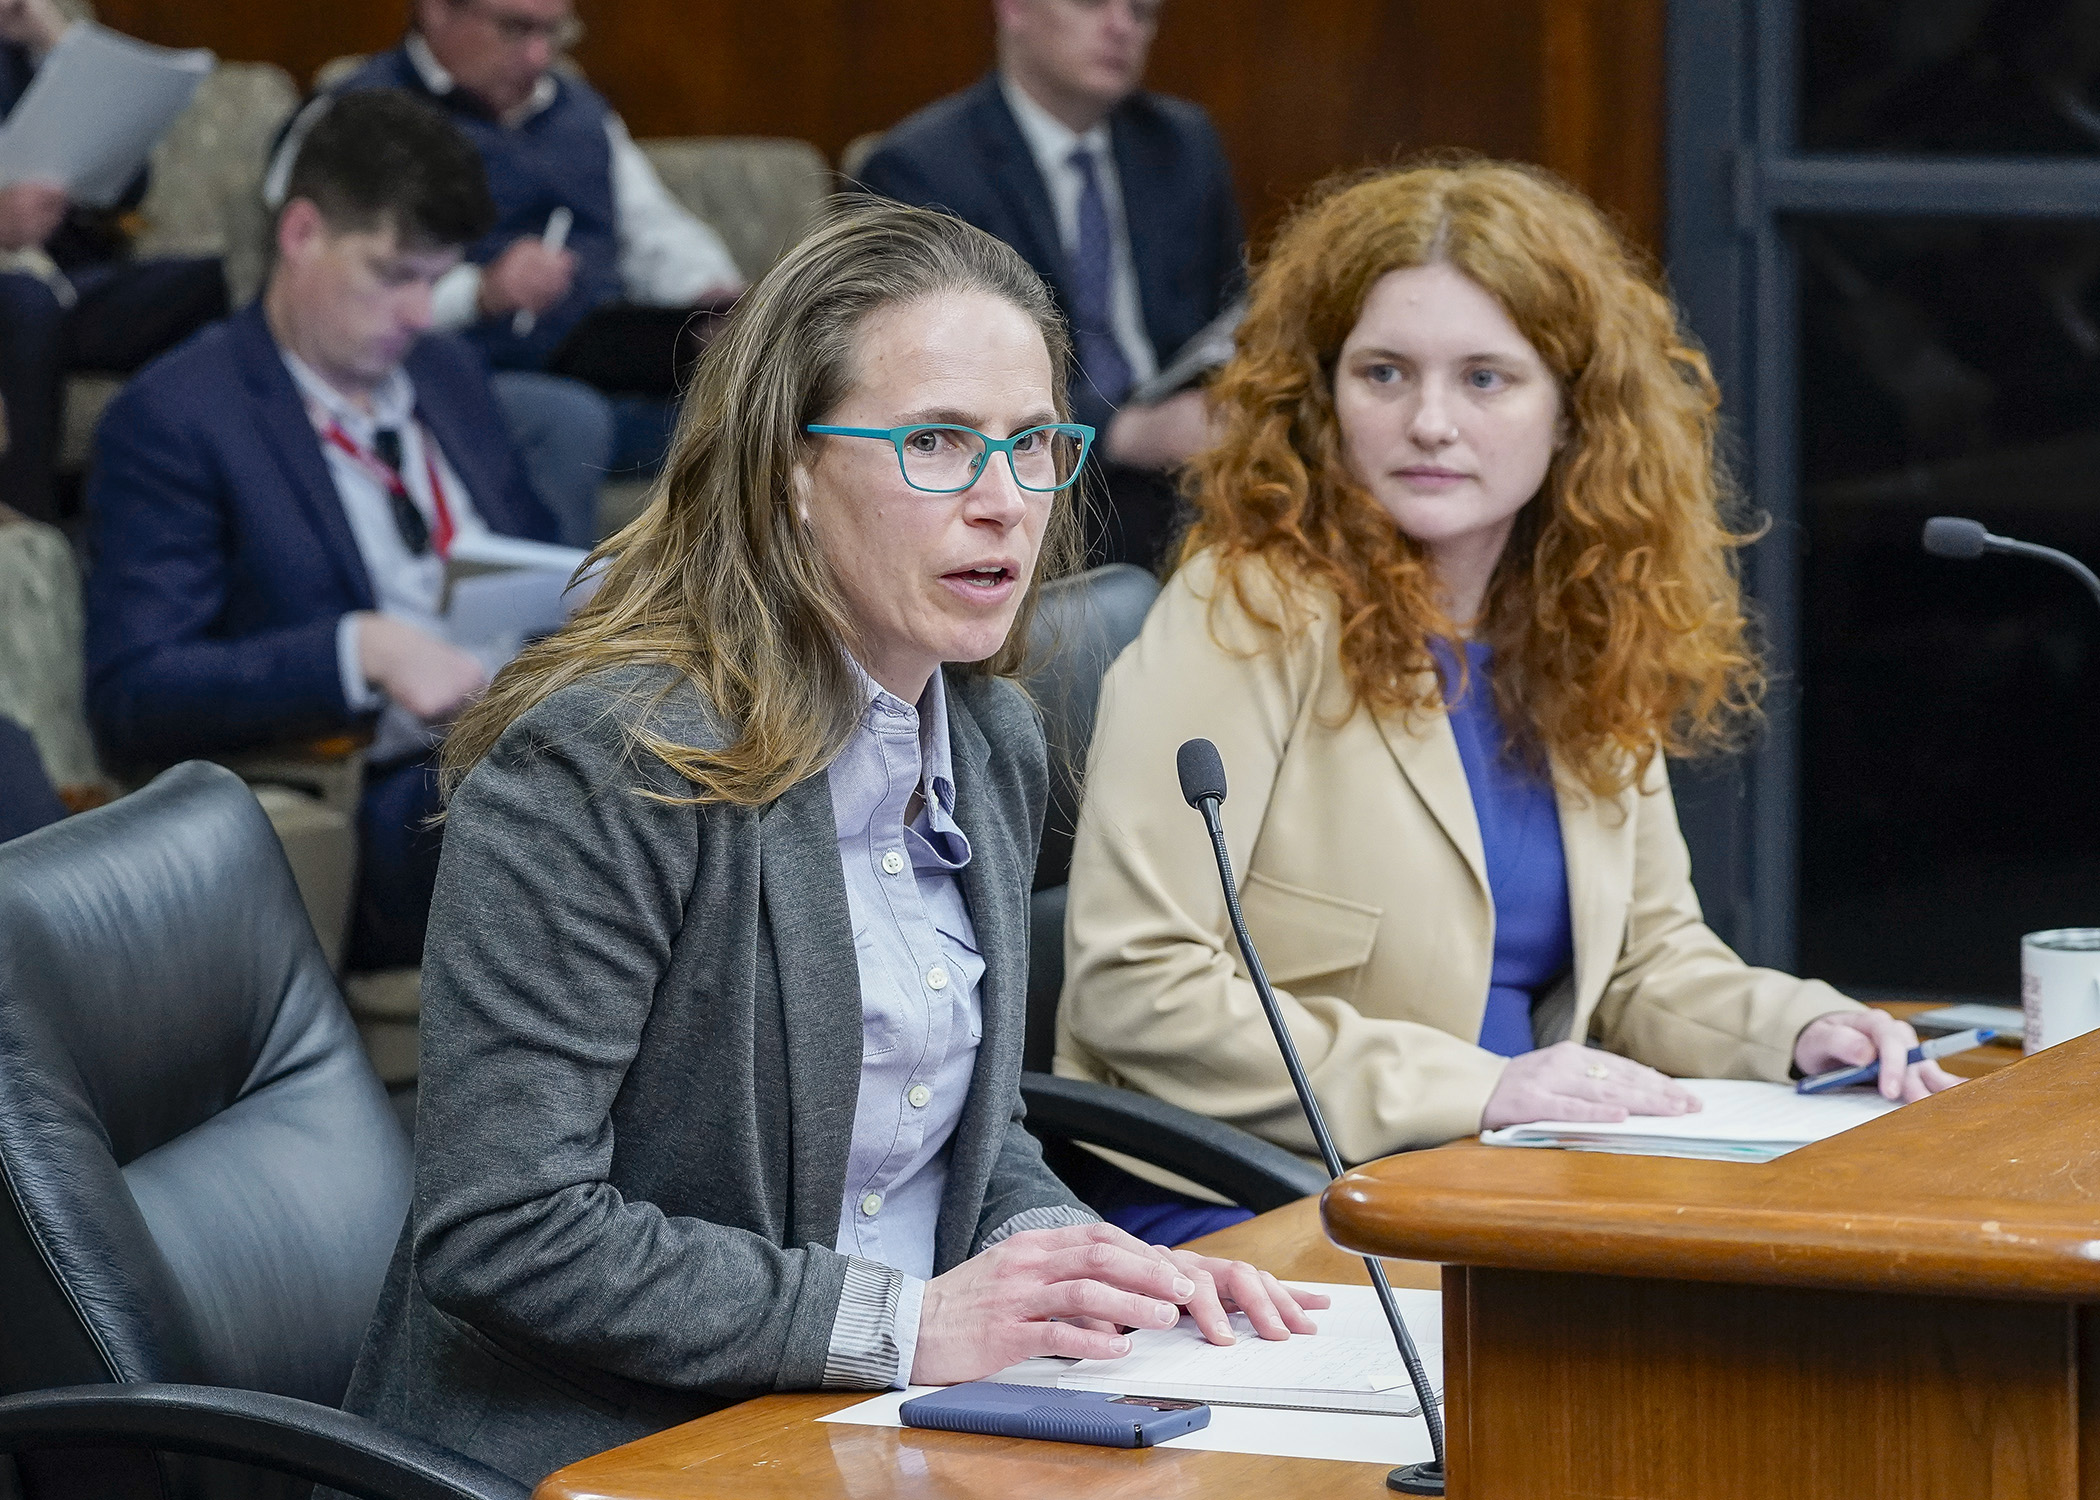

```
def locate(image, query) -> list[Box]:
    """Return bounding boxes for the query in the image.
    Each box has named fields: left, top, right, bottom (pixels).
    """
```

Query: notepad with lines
left=1056, top=1312, right=1426, bottom=1417
left=1479, top=1078, right=1903, bottom=1163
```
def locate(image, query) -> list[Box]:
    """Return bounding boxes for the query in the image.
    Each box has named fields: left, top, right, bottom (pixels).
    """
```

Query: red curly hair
left=1182, top=158, right=1763, bottom=797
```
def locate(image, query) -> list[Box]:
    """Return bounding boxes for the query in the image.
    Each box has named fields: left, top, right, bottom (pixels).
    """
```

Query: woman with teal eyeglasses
left=335, top=203, right=1318, bottom=1491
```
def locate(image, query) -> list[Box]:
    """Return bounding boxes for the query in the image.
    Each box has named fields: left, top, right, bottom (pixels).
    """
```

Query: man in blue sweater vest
left=301, top=0, right=746, bottom=474
left=87, top=91, right=559, bottom=974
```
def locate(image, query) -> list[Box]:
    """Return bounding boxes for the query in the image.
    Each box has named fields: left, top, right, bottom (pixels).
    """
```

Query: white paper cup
left=2021, top=928, right=2100, bottom=1052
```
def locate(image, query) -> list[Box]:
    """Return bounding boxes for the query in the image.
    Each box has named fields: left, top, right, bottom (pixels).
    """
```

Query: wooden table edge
left=533, top=1196, right=1433, bottom=1499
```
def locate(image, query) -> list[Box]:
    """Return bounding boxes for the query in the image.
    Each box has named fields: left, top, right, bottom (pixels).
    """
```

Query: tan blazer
left=1056, top=549, right=1857, bottom=1163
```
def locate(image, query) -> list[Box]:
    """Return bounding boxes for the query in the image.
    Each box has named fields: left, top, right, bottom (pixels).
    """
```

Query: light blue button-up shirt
left=822, top=665, right=985, bottom=1387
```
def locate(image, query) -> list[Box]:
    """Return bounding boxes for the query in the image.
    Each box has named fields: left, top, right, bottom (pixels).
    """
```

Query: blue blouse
left=1431, top=641, right=1575, bottom=1058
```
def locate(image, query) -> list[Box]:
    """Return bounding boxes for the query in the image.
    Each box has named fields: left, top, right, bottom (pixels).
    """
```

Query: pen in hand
left=512, top=205, right=573, bottom=338
left=1796, top=1027, right=1996, bottom=1095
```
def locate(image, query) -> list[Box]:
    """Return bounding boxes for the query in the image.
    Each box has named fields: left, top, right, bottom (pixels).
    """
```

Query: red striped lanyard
left=320, top=420, right=457, bottom=559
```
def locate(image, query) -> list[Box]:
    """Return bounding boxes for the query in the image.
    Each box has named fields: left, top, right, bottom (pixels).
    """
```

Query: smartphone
left=900, top=1382, right=1211, bottom=1448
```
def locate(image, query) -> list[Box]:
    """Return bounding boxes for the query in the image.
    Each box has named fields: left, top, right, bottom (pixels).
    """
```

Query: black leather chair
left=0, top=761, right=526, bottom=1500
left=1017, top=566, right=1325, bottom=1214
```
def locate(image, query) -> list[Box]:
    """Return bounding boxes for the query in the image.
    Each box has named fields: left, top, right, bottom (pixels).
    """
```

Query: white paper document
left=1480, top=1077, right=1903, bottom=1162
left=819, top=1282, right=1442, bottom=1466
left=1058, top=1318, right=1419, bottom=1415
left=0, top=22, right=212, bottom=207
left=440, top=540, right=596, bottom=660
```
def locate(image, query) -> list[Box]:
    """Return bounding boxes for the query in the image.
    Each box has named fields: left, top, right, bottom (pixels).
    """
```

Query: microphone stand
left=1922, top=515, right=2100, bottom=612
left=1191, top=792, right=1447, bottom=1496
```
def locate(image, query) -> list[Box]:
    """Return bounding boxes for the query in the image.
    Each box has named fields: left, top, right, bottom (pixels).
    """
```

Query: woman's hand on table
left=1480, top=1040, right=1701, bottom=1130
left=1793, top=1010, right=1959, bottom=1101
left=909, top=1221, right=1328, bottom=1385
left=1144, top=1245, right=1329, bottom=1346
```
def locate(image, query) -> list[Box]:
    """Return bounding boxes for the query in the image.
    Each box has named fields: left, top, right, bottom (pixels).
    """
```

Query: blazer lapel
left=758, top=772, right=864, bottom=1250
left=414, top=379, right=501, bottom=532
left=1108, top=101, right=1175, bottom=358
left=1557, top=771, right=1640, bottom=1022
left=936, top=681, right=1024, bottom=1267
left=969, top=77, right=1069, bottom=299
left=230, top=306, right=375, bottom=609
left=1373, top=688, right=1489, bottom=899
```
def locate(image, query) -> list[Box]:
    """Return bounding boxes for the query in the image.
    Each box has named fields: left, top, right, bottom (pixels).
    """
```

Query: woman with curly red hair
left=1055, top=160, right=1959, bottom=1239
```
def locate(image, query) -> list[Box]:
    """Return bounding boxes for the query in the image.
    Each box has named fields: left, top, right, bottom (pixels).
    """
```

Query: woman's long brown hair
left=442, top=202, right=1082, bottom=805
left=1184, top=157, right=1763, bottom=796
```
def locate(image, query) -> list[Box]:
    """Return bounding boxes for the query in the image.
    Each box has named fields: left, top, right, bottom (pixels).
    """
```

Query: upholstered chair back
left=0, top=762, right=410, bottom=1416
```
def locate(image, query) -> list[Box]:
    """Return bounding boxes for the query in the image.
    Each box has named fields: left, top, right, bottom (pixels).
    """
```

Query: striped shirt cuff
left=821, top=1257, right=907, bottom=1390
left=976, top=1203, right=1100, bottom=1255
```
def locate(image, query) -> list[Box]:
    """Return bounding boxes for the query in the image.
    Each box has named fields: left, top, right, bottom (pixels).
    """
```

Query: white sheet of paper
left=0, top=22, right=212, bottom=206
left=441, top=569, right=570, bottom=658
left=818, top=1282, right=1441, bottom=1466
left=447, top=533, right=590, bottom=574
left=439, top=540, right=598, bottom=657
left=1058, top=1321, right=1419, bottom=1414
left=1481, top=1077, right=1902, bottom=1160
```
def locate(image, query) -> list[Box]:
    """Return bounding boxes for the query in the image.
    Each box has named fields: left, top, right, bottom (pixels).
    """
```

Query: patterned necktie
left=1067, top=145, right=1135, bottom=410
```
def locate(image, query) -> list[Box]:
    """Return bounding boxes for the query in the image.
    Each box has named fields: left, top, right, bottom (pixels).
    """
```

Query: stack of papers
left=1480, top=1077, right=1902, bottom=1162
left=1059, top=1317, right=1420, bottom=1416
left=819, top=1282, right=1442, bottom=1466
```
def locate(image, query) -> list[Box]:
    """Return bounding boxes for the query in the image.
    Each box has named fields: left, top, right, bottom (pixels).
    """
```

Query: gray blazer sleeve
left=974, top=1110, right=1098, bottom=1253
left=408, top=678, right=849, bottom=1396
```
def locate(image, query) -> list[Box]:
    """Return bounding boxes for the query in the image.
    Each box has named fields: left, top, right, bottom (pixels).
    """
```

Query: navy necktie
left=1067, top=145, right=1134, bottom=410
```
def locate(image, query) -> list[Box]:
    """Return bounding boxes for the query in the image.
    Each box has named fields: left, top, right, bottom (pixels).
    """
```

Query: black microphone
left=1176, top=738, right=1446, bottom=1497
left=1922, top=516, right=2100, bottom=612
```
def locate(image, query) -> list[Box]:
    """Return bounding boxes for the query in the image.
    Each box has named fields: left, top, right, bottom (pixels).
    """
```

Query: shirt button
left=860, top=1192, right=884, bottom=1218
left=926, top=966, right=949, bottom=991
left=881, top=850, right=905, bottom=876
left=907, top=1084, right=932, bottom=1109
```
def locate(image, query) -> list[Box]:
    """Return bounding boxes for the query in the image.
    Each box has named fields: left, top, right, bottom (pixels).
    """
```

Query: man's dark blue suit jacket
left=85, top=302, right=556, bottom=764
left=857, top=74, right=1243, bottom=434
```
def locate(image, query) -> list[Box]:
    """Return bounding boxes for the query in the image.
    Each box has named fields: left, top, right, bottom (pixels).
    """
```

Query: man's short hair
left=279, top=89, right=497, bottom=250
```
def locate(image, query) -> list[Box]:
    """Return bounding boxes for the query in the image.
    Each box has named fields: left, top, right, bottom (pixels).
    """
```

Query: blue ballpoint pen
left=1795, top=1027, right=1998, bottom=1094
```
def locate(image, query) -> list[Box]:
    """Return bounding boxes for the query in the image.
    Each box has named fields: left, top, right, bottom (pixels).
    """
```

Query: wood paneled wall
left=92, top=0, right=1664, bottom=254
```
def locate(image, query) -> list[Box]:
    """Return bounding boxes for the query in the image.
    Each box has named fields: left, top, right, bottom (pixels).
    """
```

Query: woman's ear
left=790, top=463, right=813, bottom=527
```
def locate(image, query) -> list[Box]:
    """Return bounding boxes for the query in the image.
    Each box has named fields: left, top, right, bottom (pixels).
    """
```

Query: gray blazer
left=338, top=663, right=1085, bottom=1486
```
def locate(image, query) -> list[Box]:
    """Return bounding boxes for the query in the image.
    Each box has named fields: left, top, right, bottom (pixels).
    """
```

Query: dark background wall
left=92, top=0, right=1665, bottom=256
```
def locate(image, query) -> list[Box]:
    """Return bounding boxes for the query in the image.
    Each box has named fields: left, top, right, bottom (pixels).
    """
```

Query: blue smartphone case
left=899, top=1382, right=1212, bottom=1448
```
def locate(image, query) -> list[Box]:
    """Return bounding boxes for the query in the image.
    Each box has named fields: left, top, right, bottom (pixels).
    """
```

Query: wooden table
left=535, top=1197, right=1434, bottom=1499
left=537, top=1000, right=2026, bottom=1498
left=1326, top=1027, right=2100, bottom=1499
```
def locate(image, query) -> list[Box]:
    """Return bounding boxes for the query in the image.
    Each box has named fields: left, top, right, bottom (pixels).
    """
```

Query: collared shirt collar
left=848, top=660, right=960, bottom=822
left=999, top=71, right=1112, bottom=177
left=280, top=348, right=417, bottom=440
left=406, top=31, right=559, bottom=125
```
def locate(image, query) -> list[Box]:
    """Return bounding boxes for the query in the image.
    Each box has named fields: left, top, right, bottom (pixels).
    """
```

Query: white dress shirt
left=817, top=664, right=1097, bottom=1390
left=393, top=35, right=746, bottom=330
left=285, top=351, right=493, bottom=763
left=998, top=73, right=1158, bottom=385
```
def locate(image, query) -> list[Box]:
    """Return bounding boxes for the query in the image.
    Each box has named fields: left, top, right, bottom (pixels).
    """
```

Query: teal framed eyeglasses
left=805, top=422, right=1096, bottom=494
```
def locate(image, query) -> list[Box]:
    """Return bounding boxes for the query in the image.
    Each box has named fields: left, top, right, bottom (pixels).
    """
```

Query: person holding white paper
left=0, top=0, right=226, bottom=522
left=84, top=90, right=561, bottom=974
left=1058, top=162, right=1963, bottom=1231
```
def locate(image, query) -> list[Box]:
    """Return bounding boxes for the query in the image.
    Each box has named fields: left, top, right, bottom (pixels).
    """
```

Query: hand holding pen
left=477, top=208, right=575, bottom=334
left=1798, top=1026, right=1994, bottom=1096
left=512, top=206, right=573, bottom=336
left=1791, top=1009, right=1968, bottom=1100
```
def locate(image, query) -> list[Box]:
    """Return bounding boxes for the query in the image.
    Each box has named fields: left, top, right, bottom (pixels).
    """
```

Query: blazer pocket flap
left=1237, top=871, right=1382, bottom=987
